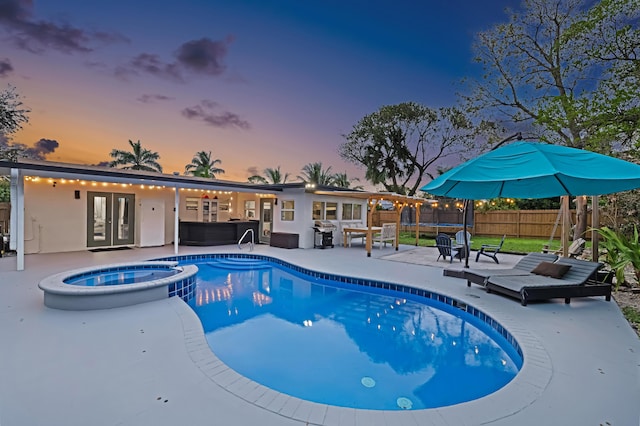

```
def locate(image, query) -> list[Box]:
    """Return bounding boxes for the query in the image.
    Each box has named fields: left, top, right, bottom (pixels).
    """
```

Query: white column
left=10, top=168, right=24, bottom=271
left=174, top=187, right=179, bottom=255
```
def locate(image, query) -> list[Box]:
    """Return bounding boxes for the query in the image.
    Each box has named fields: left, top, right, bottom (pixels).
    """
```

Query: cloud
left=246, top=166, right=260, bottom=176
left=118, top=36, right=233, bottom=81
left=128, top=53, right=182, bottom=81
left=175, top=37, right=232, bottom=76
left=0, top=58, right=13, bottom=77
left=0, top=0, right=128, bottom=54
left=181, top=100, right=250, bottom=130
left=137, top=94, right=174, bottom=104
left=24, top=138, right=59, bottom=159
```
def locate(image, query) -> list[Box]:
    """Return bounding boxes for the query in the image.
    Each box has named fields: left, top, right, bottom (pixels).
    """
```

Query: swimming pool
left=177, top=255, right=522, bottom=411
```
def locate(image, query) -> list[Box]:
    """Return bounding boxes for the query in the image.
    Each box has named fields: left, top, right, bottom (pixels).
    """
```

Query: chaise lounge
left=485, top=257, right=611, bottom=306
left=448, top=252, right=559, bottom=287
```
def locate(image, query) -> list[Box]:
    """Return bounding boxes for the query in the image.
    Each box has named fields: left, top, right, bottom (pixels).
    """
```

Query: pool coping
left=38, top=261, right=199, bottom=310
left=168, top=252, right=552, bottom=425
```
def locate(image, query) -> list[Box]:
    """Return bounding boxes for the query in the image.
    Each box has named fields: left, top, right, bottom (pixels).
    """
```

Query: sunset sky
left=1, top=0, right=520, bottom=184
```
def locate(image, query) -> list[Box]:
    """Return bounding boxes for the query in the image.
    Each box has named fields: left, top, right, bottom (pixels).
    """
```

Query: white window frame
left=281, top=200, right=295, bottom=221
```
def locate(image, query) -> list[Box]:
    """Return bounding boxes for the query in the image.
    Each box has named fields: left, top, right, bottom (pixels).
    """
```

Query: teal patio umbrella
left=422, top=141, right=640, bottom=199
left=421, top=141, right=640, bottom=265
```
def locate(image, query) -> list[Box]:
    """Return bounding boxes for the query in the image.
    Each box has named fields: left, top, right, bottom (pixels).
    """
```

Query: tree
left=332, top=172, right=364, bottom=190
left=109, top=140, right=163, bottom=172
left=248, top=166, right=290, bottom=184
left=465, top=0, right=639, bottom=240
left=339, top=102, right=476, bottom=196
left=298, top=162, right=334, bottom=186
left=0, top=85, right=30, bottom=160
left=185, top=151, right=224, bottom=178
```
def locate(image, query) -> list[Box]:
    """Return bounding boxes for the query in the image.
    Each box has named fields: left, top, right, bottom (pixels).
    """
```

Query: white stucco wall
left=272, top=189, right=368, bottom=249
left=23, top=181, right=177, bottom=254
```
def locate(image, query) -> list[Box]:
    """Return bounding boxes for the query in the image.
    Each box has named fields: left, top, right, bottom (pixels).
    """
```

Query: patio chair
left=476, top=235, right=506, bottom=264
left=454, top=230, right=472, bottom=259
left=372, top=223, right=396, bottom=249
left=485, top=257, right=611, bottom=306
left=435, top=233, right=461, bottom=263
left=456, top=252, right=559, bottom=287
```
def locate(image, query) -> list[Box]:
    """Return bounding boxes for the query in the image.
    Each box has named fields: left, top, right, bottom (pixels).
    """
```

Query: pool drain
left=360, top=377, right=376, bottom=388
left=396, top=397, right=413, bottom=409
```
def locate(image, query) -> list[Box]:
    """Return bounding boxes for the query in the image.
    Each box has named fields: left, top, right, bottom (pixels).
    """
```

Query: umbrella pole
left=561, top=196, right=571, bottom=257
left=463, top=199, right=470, bottom=268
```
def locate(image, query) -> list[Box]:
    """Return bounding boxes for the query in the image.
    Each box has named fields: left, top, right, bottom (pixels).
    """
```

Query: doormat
left=89, top=246, right=132, bottom=253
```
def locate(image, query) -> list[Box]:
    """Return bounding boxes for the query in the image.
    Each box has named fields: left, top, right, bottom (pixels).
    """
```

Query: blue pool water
left=184, top=257, right=522, bottom=410
left=64, top=267, right=180, bottom=286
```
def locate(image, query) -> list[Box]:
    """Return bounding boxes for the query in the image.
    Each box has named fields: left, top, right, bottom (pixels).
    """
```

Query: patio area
left=0, top=243, right=638, bottom=425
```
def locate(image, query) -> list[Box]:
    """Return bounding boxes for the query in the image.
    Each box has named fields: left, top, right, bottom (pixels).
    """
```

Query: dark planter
left=595, top=270, right=615, bottom=284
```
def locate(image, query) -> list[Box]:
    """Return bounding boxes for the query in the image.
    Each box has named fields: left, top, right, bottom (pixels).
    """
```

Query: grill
left=312, top=220, right=336, bottom=249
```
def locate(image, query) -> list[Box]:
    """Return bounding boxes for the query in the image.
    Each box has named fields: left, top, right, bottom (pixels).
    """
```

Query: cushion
left=531, top=261, right=571, bottom=279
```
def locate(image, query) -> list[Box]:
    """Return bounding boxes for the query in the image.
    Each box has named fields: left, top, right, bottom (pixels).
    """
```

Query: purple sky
left=1, top=0, right=521, bottom=184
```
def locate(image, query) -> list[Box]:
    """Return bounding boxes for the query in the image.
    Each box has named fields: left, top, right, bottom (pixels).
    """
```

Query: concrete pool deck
left=0, top=244, right=638, bottom=425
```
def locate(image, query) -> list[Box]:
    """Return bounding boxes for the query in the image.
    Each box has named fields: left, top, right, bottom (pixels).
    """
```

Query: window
left=342, top=203, right=362, bottom=220
left=326, top=202, right=338, bottom=220
left=312, top=201, right=324, bottom=220
left=281, top=200, right=295, bottom=221
left=244, top=200, right=256, bottom=218
left=312, top=201, right=338, bottom=220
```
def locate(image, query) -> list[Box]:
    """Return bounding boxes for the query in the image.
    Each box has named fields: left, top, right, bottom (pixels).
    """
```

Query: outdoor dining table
left=342, top=226, right=382, bottom=247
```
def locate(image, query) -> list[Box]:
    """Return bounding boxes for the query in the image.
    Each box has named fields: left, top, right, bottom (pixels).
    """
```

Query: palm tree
left=332, top=172, right=364, bottom=190
left=298, top=162, right=334, bottom=186
left=184, top=151, right=225, bottom=178
left=248, top=166, right=291, bottom=184
left=109, top=140, right=163, bottom=172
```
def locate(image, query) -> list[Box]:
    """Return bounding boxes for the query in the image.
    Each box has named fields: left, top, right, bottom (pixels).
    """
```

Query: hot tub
left=38, top=261, right=198, bottom=310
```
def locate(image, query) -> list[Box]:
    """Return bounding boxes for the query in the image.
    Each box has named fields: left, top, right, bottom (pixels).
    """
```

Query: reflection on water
left=187, top=259, right=521, bottom=410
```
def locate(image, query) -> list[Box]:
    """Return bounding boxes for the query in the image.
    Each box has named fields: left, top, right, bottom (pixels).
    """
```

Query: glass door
left=87, top=192, right=135, bottom=247
left=87, top=192, right=111, bottom=247
left=259, top=198, right=273, bottom=244
left=113, top=193, right=135, bottom=246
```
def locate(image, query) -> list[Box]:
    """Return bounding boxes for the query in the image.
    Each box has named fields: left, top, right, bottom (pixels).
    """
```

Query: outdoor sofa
left=485, top=257, right=611, bottom=306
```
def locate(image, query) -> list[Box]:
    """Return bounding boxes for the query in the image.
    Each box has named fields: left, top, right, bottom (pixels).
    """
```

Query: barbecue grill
left=312, top=220, right=336, bottom=249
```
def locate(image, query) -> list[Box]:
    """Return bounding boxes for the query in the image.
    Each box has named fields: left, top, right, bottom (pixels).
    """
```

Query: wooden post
left=395, top=204, right=402, bottom=251
left=366, top=197, right=374, bottom=257
left=415, top=203, right=421, bottom=246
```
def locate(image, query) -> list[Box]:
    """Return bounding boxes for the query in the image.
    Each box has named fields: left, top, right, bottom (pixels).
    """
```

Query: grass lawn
left=398, top=232, right=578, bottom=254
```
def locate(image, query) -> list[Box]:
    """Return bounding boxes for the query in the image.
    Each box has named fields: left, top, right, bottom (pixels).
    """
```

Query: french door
left=259, top=198, right=273, bottom=244
left=87, top=192, right=135, bottom=248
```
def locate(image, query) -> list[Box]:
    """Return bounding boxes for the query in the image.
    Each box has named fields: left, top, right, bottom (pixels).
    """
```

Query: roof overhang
left=0, top=158, right=282, bottom=194
left=311, top=190, right=431, bottom=206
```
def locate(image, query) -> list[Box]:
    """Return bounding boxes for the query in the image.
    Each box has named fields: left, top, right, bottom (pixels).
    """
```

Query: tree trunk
left=574, top=196, right=588, bottom=240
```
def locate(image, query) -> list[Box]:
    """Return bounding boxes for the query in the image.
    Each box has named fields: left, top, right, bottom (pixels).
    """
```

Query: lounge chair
left=485, top=257, right=611, bottom=306
left=456, top=252, right=559, bottom=287
left=435, top=233, right=461, bottom=263
left=476, top=235, right=505, bottom=264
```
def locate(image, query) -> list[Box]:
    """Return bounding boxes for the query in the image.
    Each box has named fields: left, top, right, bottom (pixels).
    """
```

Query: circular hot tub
left=38, top=261, right=198, bottom=310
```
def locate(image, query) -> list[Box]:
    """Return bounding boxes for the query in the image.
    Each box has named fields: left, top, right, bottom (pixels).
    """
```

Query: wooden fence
left=374, top=208, right=595, bottom=240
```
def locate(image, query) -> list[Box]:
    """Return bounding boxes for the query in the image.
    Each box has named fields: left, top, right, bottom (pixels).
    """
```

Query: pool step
left=207, top=258, right=272, bottom=270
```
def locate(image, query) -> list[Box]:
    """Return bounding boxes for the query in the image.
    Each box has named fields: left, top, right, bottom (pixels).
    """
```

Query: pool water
left=64, top=268, right=180, bottom=286
left=186, top=258, right=521, bottom=410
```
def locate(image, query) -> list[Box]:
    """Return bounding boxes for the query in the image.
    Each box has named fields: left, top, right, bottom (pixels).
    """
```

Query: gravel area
left=613, top=288, right=640, bottom=338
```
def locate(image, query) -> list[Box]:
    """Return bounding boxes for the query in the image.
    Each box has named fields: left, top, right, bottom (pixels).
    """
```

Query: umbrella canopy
left=422, top=141, right=640, bottom=199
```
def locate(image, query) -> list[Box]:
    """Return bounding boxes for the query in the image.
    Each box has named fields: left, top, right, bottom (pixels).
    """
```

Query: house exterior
left=0, top=159, right=420, bottom=270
